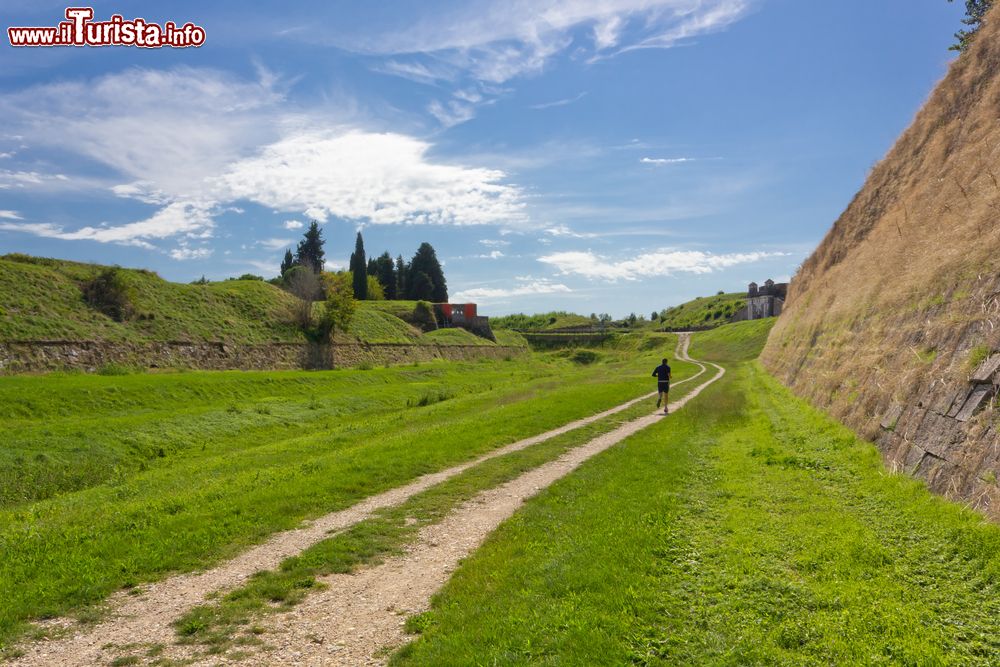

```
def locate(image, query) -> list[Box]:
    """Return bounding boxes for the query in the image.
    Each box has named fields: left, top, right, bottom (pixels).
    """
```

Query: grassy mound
left=658, top=292, right=746, bottom=329
left=0, top=255, right=303, bottom=343
left=491, top=312, right=593, bottom=331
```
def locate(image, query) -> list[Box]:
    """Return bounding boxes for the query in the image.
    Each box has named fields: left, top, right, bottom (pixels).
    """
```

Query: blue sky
left=0, top=0, right=963, bottom=316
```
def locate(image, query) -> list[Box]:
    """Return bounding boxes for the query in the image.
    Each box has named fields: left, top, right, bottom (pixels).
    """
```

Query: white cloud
left=427, top=98, right=477, bottom=128
left=593, top=15, right=625, bottom=50
left=0, top=202, right=213, bottom=249
left=641, top=156, right=693, bottom=165
left=217, top=130, right=526, bottom=226
left=452, top=280, right=572, bottom=302
left=283, top=219, right=304, bottom=230
left=169, top=246, right=213, bottom=261
left=0, top=67, right=285, bottom=200
left=0, top=169, right=72, bottom=189
left=479, top=238, right=510, bottom=247
left=0, top=152, right=13, bottom=159
left=476, top=250, right=505, bottom=259
left=0, top=210, right=22, bottom=220
left=0, top=67, right=528, bottom=254
left=332, top=1, right=751, bottom=84
left=258, top=237, right=295, bottom=251
left=544, top=224, right=598, bottom=239
left=538, top=249, right=784, bottom=281
left=530, top=92, right=588, bottom=110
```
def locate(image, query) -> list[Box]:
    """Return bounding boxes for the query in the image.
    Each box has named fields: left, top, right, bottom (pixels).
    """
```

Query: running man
left=652, top=357, right=672, bottom=414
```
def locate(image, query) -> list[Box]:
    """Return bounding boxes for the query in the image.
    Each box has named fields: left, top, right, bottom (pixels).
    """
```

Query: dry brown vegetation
left=762, top=5, right=1000, bottom=517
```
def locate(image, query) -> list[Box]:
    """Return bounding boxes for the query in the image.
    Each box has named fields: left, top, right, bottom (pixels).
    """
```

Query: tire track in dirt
left=9, top=336, right=708, bottom=667
left=183, top=334, right=724, bottom=666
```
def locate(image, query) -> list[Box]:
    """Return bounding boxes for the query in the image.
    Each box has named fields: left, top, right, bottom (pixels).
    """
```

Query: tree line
left=278, top=222, right=448, bottom=302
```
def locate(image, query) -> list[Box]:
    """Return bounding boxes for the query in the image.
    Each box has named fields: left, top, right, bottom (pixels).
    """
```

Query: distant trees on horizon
left=276, top=223, right=449, bottom=303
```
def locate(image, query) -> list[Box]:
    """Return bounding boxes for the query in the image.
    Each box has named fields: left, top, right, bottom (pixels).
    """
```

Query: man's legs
left=663, top=388, right=669, bottom=414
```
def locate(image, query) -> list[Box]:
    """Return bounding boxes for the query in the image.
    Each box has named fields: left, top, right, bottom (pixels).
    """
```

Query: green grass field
left=6, top=315, right=1000, bottom=665
left=0, top=333, right=687, bottom=652
left=393, top=320, right=1000, bottom=665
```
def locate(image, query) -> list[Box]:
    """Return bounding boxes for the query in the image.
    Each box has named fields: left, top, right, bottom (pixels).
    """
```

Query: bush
left=569, top=350, right=600, bottom=365
left=321, top=272, right=356, bottom=338
left=413, top=301, right=437, bottom=331
left=81, top=268, right=134, bottom=322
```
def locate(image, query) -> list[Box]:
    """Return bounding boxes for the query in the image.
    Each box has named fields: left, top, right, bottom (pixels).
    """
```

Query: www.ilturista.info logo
left=8, top=7, right=206, bottom=48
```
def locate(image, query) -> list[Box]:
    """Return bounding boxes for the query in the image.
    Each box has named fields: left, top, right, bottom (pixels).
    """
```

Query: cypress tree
left=395, top=254, right=407, bottom=299
left=349, top=232, right=368, bottom=300
left=410, top=271, right=435, bottom=301
left=295, top=222, right=325, bottom=274
left=280, top=248, right=294, bottom=275
left=376, top=251, right=397, bottom=300
left=408, top=242, right=447, bottom=302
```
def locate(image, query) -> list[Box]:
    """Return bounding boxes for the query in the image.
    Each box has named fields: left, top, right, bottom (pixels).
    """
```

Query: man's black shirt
left=652, top=363, right=671, bottom=382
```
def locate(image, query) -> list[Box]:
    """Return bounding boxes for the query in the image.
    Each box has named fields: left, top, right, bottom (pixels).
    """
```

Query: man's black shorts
left=658, top=381, right=670, bottom=393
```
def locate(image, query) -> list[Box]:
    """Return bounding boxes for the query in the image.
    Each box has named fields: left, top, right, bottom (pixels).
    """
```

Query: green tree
left=283, top=265, right=322, bottom=330
left=949, top=0, right=993, bottom=51
left=82, top=267, right=134, bottom=322
left=395, top=254, right=407, bottom=299
left=366, top=275, right=385, bottom=300
left=407, top=242, right=447, bottom=302
left=366, top=257, right=378, bottom=276
left=371, top=252, right=396, bottom=300
left=349, top=232, right=368, bottom=300
left=295, top=222, right=325, bottom=274
left=409, top=270, right=435, bottom=301
left=280, top=248, right=295, bottom=276
left=321, top=272, right=355, bottom=338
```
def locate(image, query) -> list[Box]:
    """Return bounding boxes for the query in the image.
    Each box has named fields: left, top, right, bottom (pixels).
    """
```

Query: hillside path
left=187, top=334, right=725, bottom=666
left=9, top=334, right=723, bottom=667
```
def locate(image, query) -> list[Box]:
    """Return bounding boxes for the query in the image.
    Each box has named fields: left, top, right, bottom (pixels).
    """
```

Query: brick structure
left=432, top=303, right=496, bottom=341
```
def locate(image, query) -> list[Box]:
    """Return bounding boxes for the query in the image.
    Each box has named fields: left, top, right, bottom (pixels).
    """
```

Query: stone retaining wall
left=0, top=340, right=525, bottom=374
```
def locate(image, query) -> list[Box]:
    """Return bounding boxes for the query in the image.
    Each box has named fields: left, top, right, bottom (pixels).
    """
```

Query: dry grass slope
left=762, top=6, right=1000, bottom=517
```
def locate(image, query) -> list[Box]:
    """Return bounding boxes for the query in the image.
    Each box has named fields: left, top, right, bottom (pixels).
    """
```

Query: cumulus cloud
left=0, top=67, right=527, bottom=255
left=452, top=280, right=572, bottom=302
left=476, top=250, right=505, bottom=259
left=217, top=130, right=525, bottom=226
left=0, top=210, right=22, bottom=220
left=169, top=246, right=213, bottom=260
left=538, top=248, right=784, bottom=281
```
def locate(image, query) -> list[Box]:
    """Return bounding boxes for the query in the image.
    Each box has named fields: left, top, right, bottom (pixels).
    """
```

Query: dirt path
left=10, top=336, right=711, bottom=667
left=185, top=335, right=724, bottom=666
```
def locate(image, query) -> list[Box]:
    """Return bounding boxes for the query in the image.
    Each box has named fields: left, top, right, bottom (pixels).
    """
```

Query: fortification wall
left=0, top=340, right=525, bottom=374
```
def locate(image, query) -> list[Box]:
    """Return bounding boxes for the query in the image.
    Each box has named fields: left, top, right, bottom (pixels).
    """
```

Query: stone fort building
left=733, top=279, right=788, bottom=321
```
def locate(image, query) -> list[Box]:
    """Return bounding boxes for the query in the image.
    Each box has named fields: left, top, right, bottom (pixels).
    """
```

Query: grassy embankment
left=491, top=312, right=594, bottom=331
left=0, top=332, right=682, bottom=654
left=395, top=319, right=1000, bottom=665
left=0, top=255, right=516, bottom=350
left=657, top=291, right=746, bottom=329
